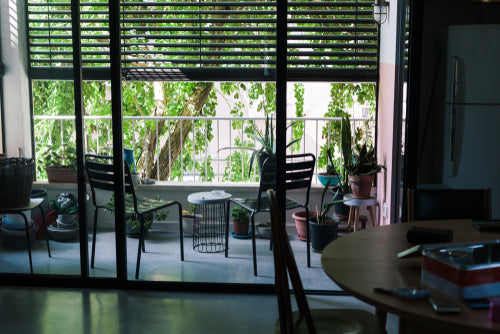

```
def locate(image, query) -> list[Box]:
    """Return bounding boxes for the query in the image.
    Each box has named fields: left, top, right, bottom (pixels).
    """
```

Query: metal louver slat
left=26, top=0, right=378, bottom=82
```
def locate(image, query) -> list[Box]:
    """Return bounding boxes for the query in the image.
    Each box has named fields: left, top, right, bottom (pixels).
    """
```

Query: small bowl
left=211, top=190, right=225, bottom=196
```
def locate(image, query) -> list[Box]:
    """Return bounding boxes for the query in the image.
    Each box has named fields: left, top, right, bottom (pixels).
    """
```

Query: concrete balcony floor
left=0, top=224, right=338, bottom=290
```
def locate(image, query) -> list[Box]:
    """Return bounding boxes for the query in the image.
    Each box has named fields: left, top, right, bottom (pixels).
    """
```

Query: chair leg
left=251, top=212, right=257, bottom=276
left=39, top=206, right=51, bottom=257
left=225, top=201, right=230, bottom=258
left=22, top=212, right=33, bottom=274
left=177, top=204, right=184, bottom=261
left=136, top=214, right=146, bottom=279
left=91, top=209, right=99, bottom=268
left=306, top=208, right=310, bottom=267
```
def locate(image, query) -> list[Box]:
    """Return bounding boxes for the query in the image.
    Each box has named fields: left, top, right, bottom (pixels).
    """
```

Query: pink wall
left=377, top=61, right=397, bottom=226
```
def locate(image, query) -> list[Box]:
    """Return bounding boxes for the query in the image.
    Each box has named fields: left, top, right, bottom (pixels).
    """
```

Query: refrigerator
left=443, top=25, right=500, bottom=219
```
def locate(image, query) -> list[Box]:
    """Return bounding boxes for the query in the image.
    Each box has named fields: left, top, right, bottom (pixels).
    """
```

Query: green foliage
left=154, top=210, right=169, bottom=221
left=231, top=206, right=250, bottom=224
left=37, top=144, right=78, bottom=176
left=51, top=193, right=78, bottom=215
left=317, top=83, right=376, bottom=179
left=32, top=80, right=373, bottom=183
left=311, top=182, right=341, bottom=224
left=222, top=140, right=255, bottom=182
left=325, top=149, right=337, bottom=175
left=344, top=143, right=385, bottom=176
left=342, top=115, right=384, bottom=176
left=126, top=213, right=154, bottom=234
left=291, top=83, right=305, bottom=152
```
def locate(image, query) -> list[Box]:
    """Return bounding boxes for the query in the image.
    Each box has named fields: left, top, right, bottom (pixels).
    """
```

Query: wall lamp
left=373, top=0, right=390, bottom=25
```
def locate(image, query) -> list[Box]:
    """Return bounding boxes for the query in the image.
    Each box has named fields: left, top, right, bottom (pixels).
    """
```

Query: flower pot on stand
left=348, top=175, right=375, bottom=199
left=309, top=217, right=339, bottom=253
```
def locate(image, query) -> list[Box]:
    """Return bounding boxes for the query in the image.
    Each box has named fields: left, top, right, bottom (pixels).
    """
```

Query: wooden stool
left=337, top=215, right=367, bottom=234
left=343, top=194, right=377, bottom=233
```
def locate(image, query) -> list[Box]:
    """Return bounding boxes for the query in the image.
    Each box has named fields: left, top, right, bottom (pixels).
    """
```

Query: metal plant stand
left=188, top=191, right=231, bottom=253
left=0, top=198, right=51, bottom=273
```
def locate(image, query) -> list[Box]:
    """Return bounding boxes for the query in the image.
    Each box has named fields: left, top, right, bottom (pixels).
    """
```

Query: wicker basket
left=0, top=158, right=35, bottom=209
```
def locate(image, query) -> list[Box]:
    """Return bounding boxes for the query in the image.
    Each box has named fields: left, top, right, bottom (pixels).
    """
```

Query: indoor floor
left=0, top=223, right=400, bottom=333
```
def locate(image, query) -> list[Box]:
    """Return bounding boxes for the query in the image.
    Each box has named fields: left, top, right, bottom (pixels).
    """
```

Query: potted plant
left=341, top=116, right=385, bottom=199
left=126, top=212, right=154, bottom=238
left=52, top=192, right=78, bottom=224
left=231, top=206, right=250, bottom=237
left=257, top=220, right=272, bottom=239
left=47, top=192, right=79, bottom=241
left=220, top=113, right=300, bottom=176
left=37, top=144, right=78, bottom=183
left=153, top=209, right=169, bottom=223
left=309, top=181, right=340, bottom=252
left=318, top=148, right=342, bottom=187
left=130, top=161, right=141, bottom=185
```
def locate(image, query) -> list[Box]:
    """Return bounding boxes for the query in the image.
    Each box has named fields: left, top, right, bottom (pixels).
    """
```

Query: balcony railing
left=33, top=116, right=375, bottom=185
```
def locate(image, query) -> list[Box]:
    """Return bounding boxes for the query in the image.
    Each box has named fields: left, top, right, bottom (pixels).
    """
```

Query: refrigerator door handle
left=449, top=57, right=458, bottom=176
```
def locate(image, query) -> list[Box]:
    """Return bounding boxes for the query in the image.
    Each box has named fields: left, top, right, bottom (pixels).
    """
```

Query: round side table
left=187, top=191, right=232, bottom=253
left=343, top=194, right=377, bottom=233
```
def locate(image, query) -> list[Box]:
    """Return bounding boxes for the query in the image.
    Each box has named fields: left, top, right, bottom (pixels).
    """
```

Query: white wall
left=1, top=0, right=31, bottom=158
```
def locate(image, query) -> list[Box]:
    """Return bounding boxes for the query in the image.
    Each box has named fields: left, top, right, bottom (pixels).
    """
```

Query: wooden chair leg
left=376, top=308, right=387, bottom=333
left=368, top=206, right=376, bottom=227
left=347, top=207, right=355, bottom=233
left=354, top=206, right=360, bottom=232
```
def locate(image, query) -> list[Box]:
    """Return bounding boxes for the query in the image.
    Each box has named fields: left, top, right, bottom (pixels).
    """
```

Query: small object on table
left=343, top=194, right=377, bottom=233
left=188, top=191, right=232, bottom=253
left=428, top=297, right=461, bottom=313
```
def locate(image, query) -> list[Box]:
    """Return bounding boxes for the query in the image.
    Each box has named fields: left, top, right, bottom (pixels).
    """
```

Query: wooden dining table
left=321, top=220, right=500, bottom=334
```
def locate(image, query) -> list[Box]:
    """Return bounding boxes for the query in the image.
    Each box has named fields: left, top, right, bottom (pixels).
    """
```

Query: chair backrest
left=257, top=154, right=316, bottom=211
left=407, top=188, right=491, bottom=221
left=268, top=189, right=315, bottom=333
left=85, top=154, right=138, bottom=210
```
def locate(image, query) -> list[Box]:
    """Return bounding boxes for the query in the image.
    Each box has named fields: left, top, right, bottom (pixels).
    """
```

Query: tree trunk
left=142, top=82, right=213, bottom=180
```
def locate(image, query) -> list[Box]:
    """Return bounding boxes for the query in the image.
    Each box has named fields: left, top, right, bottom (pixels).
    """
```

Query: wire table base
left=188, top=191, right=231, bottom=253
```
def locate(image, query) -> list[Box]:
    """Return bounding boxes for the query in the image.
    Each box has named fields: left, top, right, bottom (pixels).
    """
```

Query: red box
left=421, top=241, right=500, bottom=299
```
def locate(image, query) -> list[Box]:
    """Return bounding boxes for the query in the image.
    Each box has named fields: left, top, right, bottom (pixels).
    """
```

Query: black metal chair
left=267, top=189, right=383, bottom=334
left=226, top=153, right=315, bottom=276
left=407, top=188, right=491, bottom=221
left=85, top=154, right=184, bottom=279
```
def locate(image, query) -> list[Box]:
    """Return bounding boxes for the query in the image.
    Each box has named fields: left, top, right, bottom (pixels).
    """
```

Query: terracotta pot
left=292, top=211, right=317, bottom=242
left=348, top=174, right=375, bottom=199
left=46, top=167, right=78, bottom=183
left=233, top=221, right=249, bottom=236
